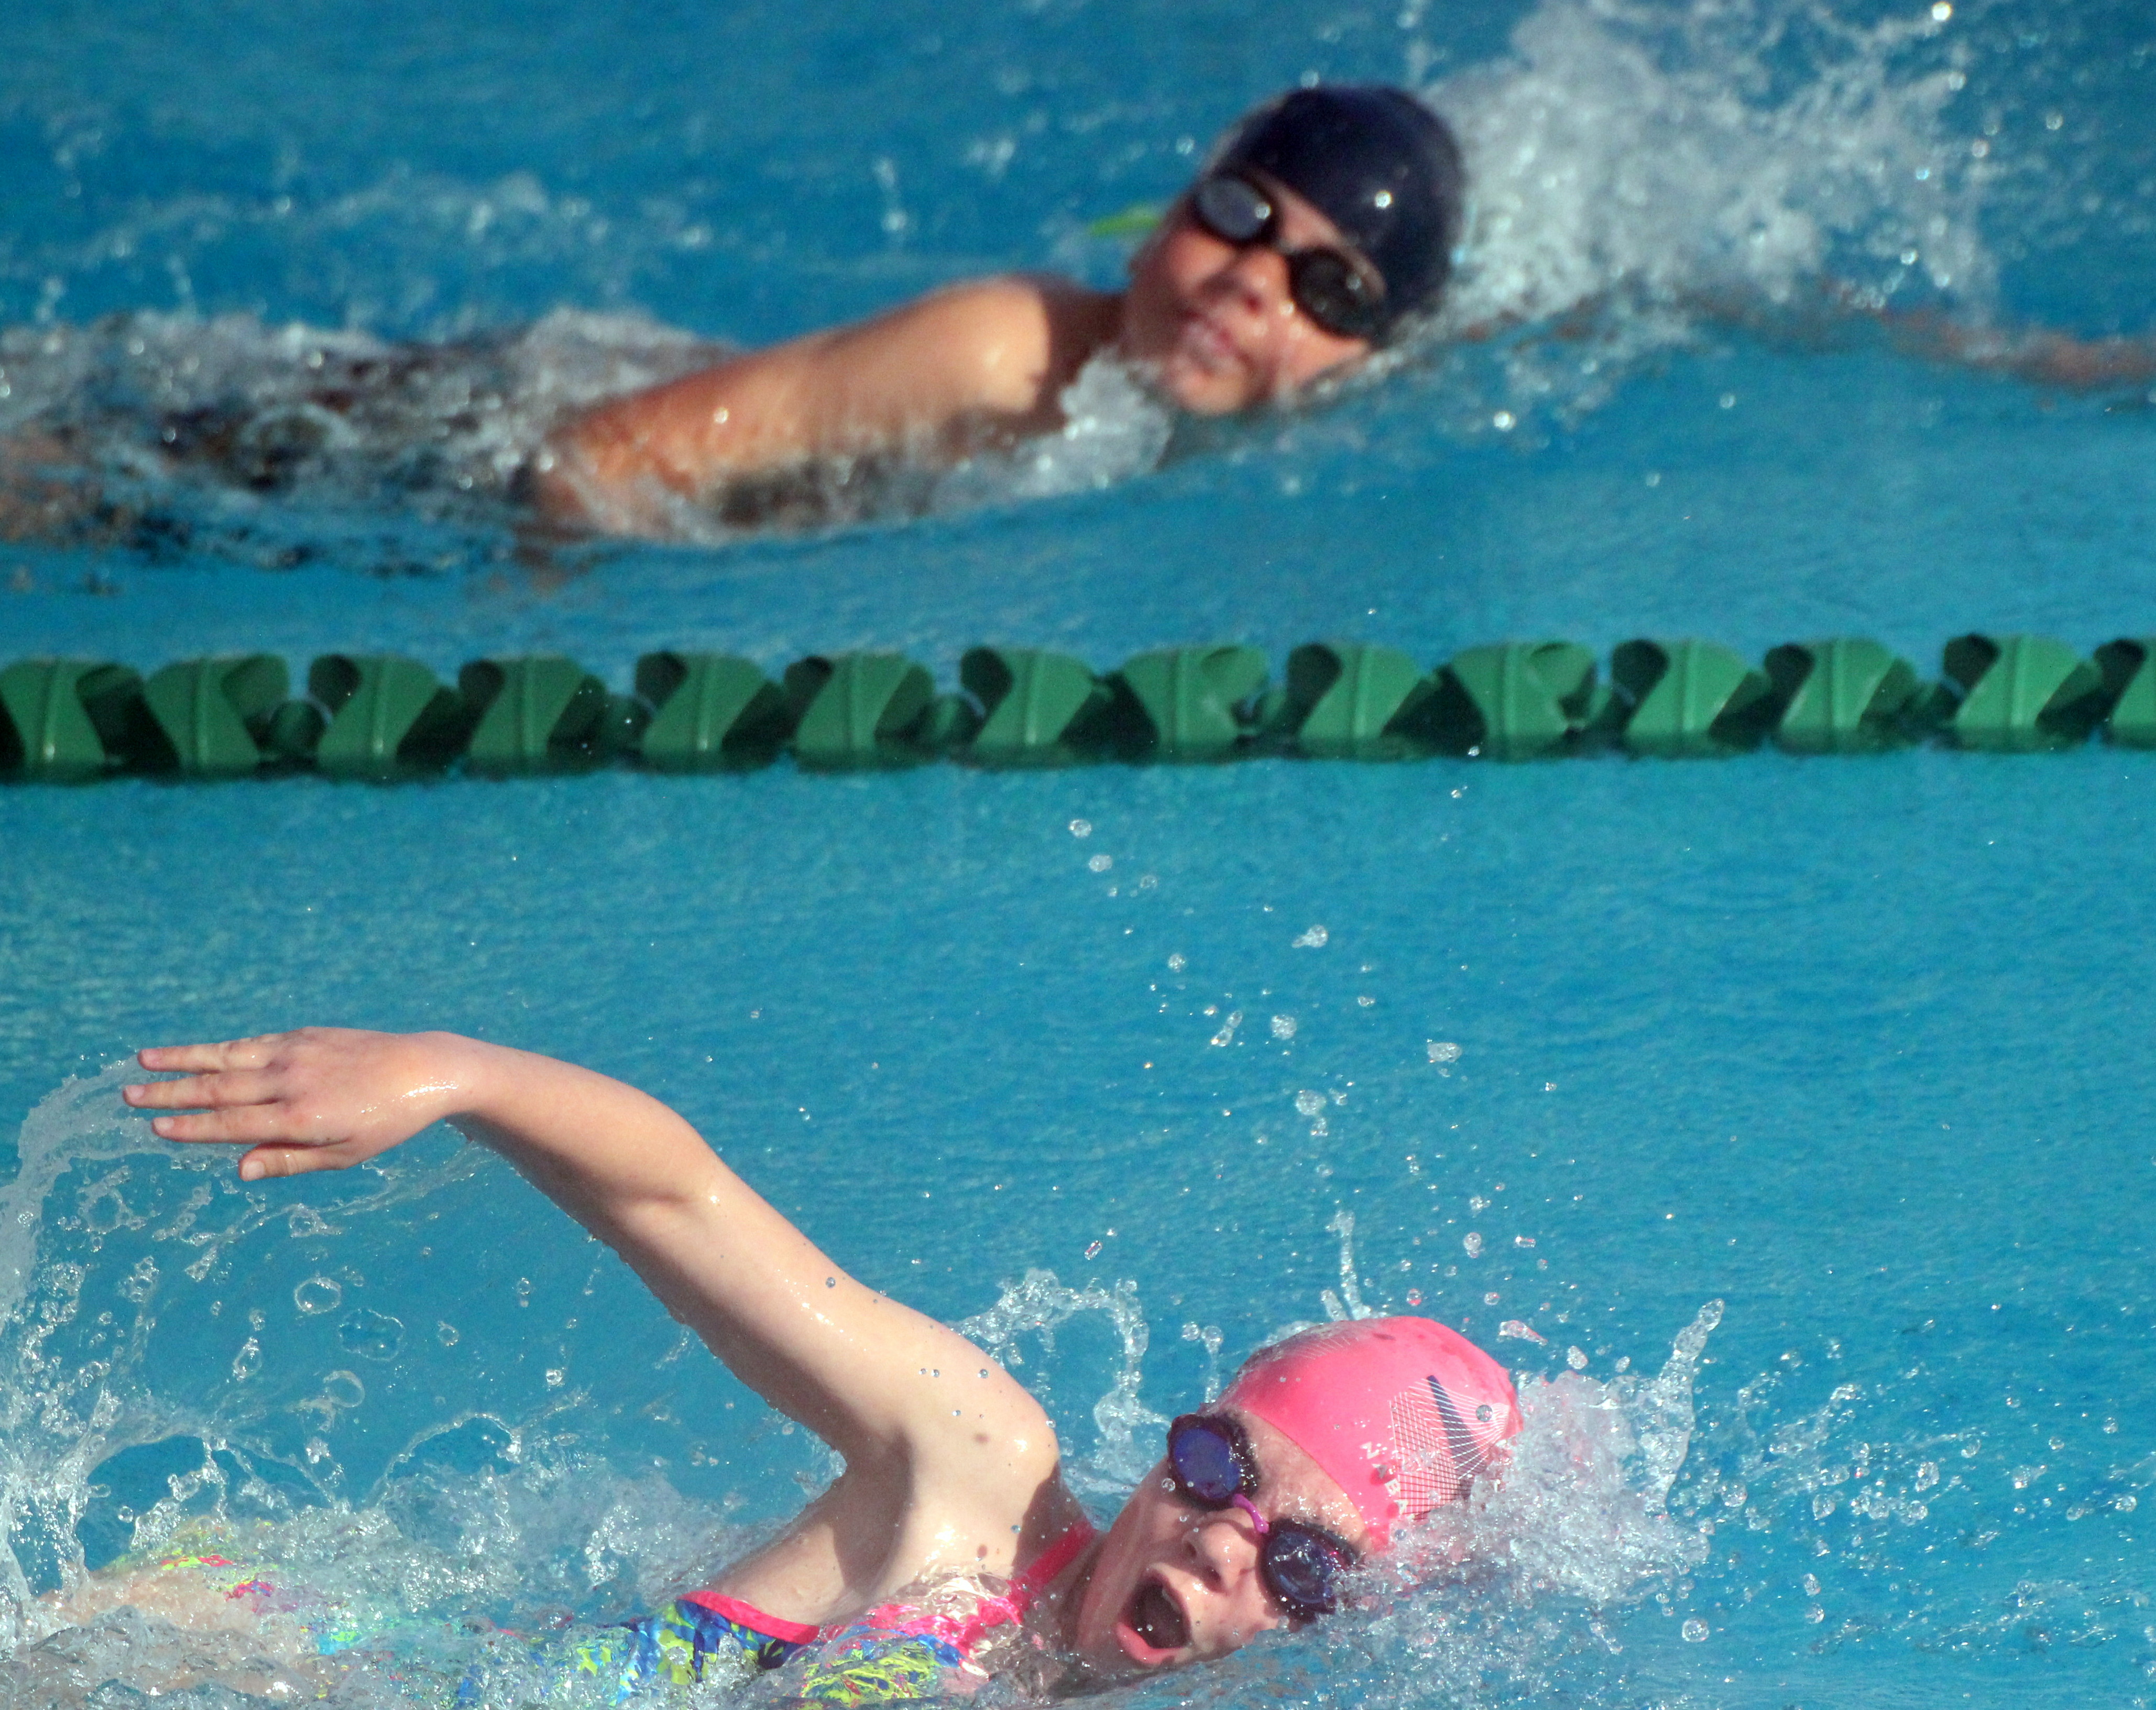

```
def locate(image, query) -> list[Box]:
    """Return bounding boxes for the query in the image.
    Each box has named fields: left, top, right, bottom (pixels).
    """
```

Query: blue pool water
left=2, top=0, right=2153, bottom=1705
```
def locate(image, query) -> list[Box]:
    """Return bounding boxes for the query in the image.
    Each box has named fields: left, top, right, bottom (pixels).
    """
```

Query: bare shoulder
left=845, top=273, right=1121, bottom=416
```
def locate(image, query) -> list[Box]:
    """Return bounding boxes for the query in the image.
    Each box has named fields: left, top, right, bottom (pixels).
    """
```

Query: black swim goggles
left=1166, top=1412, right=1359, bottom=1622
left=1186, top=173, right=1389, bottom=343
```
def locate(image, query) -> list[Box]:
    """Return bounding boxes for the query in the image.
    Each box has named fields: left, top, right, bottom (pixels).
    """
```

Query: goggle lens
left=1165, top=1414, right=1355, bottom=1620
left=1261, top=1524, right=1350, bottom=1615
left=1288, top=251, right=1384, bottom=341
left=1169, top=1413, right=1247, bottom=1504
left=1191, top=174, right=1275, bottom=246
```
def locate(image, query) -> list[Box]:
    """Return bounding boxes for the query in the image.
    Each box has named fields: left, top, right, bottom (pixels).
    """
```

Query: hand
left=125, top=1027, right=483, bottom=1182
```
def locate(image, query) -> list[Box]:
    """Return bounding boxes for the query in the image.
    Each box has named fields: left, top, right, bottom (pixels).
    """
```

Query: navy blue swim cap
left=1209, top=86, right=1465, bottom=337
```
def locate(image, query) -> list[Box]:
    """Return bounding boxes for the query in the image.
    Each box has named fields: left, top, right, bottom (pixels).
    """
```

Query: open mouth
left=1124, top=1576, right=1190, bottom=1658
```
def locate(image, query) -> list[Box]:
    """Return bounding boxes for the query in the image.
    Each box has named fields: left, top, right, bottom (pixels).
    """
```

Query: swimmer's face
left=1119, top=182, right=1376, bottom=413
left=1067, top=1406, right=1372, bottom=1678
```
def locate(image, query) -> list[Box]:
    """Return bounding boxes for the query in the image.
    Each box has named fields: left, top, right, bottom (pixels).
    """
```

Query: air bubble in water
left=293, top=1275, right=343, bottom=1315
left=1427, top=1041, right=1462, bottom=1064
left=1915, top=1461, right=1939, bottom=1490
left=1167, top=953, right=1186, bottom=972
left=1463, top=1232, right=1484, bottom=1257
left=1068, top=819, right=1092, bottom=838
left=1088, top=853, right=1112, bottom=873
left=1294, top=1090, right=1326, bottom=1117
left=1568, top=1346, right=1588, bottom=1369
left=436, top=1321, right=460, bottom=1347
left=1292, top=925, right=1329, bottom=948
left=231, top=1336, right=261, bottom=1381
left=1681, top=1618, right=1708, bottom=1642
left=1270, top=1015, right=1297, bottom=1040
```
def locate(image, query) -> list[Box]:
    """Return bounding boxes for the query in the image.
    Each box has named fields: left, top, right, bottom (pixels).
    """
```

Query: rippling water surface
left=1, top=0, right=2151, bottom=1704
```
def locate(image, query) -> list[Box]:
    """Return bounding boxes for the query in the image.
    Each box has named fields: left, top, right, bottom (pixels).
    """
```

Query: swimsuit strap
left=941, top=1515, right=1097, bottom=1652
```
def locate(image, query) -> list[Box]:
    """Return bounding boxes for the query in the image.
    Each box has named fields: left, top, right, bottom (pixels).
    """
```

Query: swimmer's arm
left=125, top=1029, right=1057, bottom=1484
left=533, top=275, right=1121, bottom=535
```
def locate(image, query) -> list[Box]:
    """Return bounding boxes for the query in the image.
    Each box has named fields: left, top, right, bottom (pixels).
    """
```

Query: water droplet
left=337, top=1308, right=404, bottom=1363
left=1492, top=410, right=1516, bottom=432
left=1405, top=1289, right=1422, bottom=1306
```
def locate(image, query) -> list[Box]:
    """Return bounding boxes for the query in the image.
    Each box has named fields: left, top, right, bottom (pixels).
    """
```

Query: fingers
left=148, top=1105, right=319, bottom=1146
left=124, top=1069, right=277, bottom=1112
left=237, top=1143, right=348, bottom=1183
left=136, top=1035, right=285, bottom=1074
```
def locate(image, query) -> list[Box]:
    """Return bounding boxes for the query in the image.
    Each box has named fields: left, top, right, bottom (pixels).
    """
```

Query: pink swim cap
left=1220, top=1316, right=1520, bottom=1545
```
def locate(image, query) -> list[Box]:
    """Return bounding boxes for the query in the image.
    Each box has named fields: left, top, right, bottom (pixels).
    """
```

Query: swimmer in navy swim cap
left=536, top=85, right=1466, bottom=535
left=79, top=1023, right=1520, bottom=1700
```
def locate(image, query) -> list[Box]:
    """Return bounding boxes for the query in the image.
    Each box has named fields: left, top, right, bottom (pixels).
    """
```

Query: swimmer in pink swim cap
left=84, top=1026, right=1519, bottom=1700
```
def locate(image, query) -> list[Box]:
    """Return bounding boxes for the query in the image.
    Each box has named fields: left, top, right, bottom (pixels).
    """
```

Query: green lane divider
left=1613, top=639, right=1777, bottom=758
left=2095, top=639, right=2156, bottom=749
left=307, top=655, right=474, bottom=779
left=1269, top=642, right=1437, bottom=760
left=1419, top=641, right=1611, bottom=760
left=2, top=634, right=2148, bottom=782
left=634, top=652, right=792, bottom=771
left=962, top=648, right=1114, bottom=767
left=1763, top=639, right=1925, bottom=755
left=1938, top=633, right=2110, bottom=753
left=1107, top=646, right=1268, bottom=761
left=460, top=655, right=613, bottom=775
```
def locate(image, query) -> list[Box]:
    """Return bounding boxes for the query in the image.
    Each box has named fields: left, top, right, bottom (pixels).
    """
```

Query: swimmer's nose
left=1203, top=245, right=1291, bottom=320
left=1184, top=1506, right=1265, bottom=1594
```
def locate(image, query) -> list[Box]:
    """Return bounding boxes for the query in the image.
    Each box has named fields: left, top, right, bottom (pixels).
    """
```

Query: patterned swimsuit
left=562, top=1518, right=1097, bottom=1704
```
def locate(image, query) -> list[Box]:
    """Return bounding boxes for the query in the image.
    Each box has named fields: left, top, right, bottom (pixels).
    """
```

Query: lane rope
left=3, top=634, right=2149, bottom=780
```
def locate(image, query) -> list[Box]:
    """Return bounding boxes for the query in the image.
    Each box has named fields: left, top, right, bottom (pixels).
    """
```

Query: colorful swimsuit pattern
left=569, top=1519, right=1096, bottom=1704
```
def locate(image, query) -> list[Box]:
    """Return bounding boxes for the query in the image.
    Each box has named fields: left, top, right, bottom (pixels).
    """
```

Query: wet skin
left=1062, top=1407, right=1373, bottom=1677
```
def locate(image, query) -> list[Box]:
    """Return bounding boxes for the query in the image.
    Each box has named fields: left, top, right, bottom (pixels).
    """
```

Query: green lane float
left=307, top=656, right=473, bottom=779
left=2095, top=639, right=2156, bottom=749
left=1938, top=633, right=2111, bottom=753
left=1612, top=639, right=1777, bottom=758
left=1418, top=641, right=1610, bottom=761
left=2, top=634, right=2148, bottom=782
left=961, top=648, right=1113, bottom=767
left=0, top=659, right=155, bottom=780
left=1763, top=639, right=1925, bottom=755
left=1269, top=643, right=1436, bottom=761
left=459, top=655, right=614, bottom=775
left=635, top=653, right=792, bottom=771
left=1107, top=646, right=1268, bottom=761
